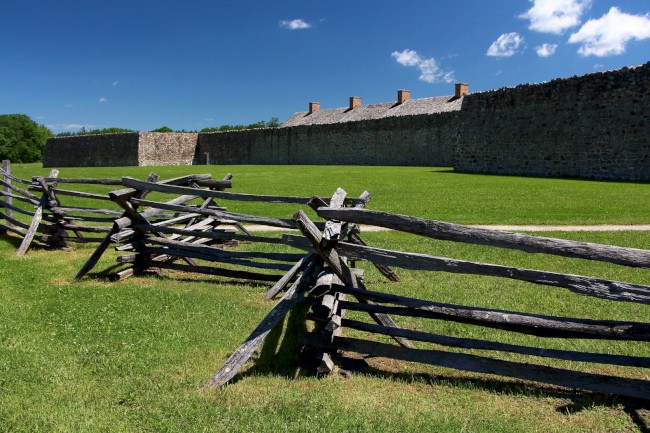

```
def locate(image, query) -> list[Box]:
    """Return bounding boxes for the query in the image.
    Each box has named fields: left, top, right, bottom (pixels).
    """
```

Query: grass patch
left=8, top=163, right=650, bottom=224
left=2, top=164, right=649, bottom=431
left=1, top=228, right=649, bottom=432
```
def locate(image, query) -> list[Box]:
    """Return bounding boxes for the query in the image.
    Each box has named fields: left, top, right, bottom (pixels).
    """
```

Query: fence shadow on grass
left=357, top=360, right=650, bottom=430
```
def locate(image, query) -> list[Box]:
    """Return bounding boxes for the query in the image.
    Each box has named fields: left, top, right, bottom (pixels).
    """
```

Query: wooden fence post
left=1, top=160, right=11, bottom=233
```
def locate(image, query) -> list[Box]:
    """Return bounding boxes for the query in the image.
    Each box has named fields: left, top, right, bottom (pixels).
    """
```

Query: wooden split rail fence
left=0, top=160, right=128, bottom=255
left=210, top=206, right=650, bottom=402
left=74, top=177, right=385, bottom=298
left=3, top=160, right=649, bottom=402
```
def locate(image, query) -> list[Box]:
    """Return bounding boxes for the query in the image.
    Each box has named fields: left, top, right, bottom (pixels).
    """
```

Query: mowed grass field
left=1, top=164, right=650, bottom=432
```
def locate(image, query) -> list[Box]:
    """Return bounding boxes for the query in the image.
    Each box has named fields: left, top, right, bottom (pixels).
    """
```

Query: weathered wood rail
left=0, top=161, right=132, bottom=255
left=75, top=177, right=384, bottom=297
left=210, top=204, right=650, bottom=403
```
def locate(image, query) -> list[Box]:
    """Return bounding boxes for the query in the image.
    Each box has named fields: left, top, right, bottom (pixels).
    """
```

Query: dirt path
left=243, top=224, right=650, bottom=232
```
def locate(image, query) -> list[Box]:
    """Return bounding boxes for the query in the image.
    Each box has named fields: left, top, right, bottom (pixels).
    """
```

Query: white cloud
left=279, top=19, right=311, bottom=30
left=487, top=33, right=525, bottom=57
left=392, top=49, right=421, bottom=67
left=520, top=0, right=591, bottom=34
left=64, top=103, right=73, bottom=108
left=98, top=97, right=107, bottom=103
left=391, top=49, right=454, bottom=83
left=568, top=7, right=650, bottom=57
left=112, top=80, right=119, bottom=86
left=536, top=43, right=558, bottom=57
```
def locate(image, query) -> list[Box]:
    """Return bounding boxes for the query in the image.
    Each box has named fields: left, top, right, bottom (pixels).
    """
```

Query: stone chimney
left=397, top=89, right=411, bottom=104
left=455, top=83, right=469, bottom=98
left=349, top=96, right=362, bottom=110
left=308, top=102, right=320, bottom=115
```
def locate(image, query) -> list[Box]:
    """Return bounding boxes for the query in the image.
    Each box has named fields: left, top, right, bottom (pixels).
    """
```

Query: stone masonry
left=43, top=62, right=650, bottom=181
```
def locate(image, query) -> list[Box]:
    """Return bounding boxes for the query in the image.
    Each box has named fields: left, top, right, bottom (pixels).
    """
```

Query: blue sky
left=1, top=0, right=648, bottom=133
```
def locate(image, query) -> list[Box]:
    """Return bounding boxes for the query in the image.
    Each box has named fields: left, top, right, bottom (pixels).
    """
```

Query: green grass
left=10, top=163, right=650, bottom=225
left=1, top=164, right=650, bottom=431
left=1, top=231, right=648, bottom=432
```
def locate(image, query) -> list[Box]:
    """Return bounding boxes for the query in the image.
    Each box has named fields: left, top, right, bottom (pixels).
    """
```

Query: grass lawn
left=1, top=163, right=649, bottom=432
left=10, top=163, right=650, bottom=225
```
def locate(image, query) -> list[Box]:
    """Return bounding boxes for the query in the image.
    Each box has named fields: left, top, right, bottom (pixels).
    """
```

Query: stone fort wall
left=197, top=112, right=458, bottom=166
left=43, top=62, right=649, bottom=181
left=44, top=132, right=197, bottom=167
left=454, top=63, right=650, bottom=180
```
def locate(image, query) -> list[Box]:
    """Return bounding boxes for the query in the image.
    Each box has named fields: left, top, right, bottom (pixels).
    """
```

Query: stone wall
left=454, top=63, right=650, bottom=180
left=198, top=112, right=458, bottom=166
left=43, top=132, right=198, bottom=167
left=139, top=132, right=197, bottom=166
left=42, top=62, right=650, bottom=181
left=43, top=133, right=140, bottom=167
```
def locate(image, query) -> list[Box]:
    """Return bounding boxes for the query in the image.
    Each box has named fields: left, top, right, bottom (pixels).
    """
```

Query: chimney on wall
left=349, top=96, right=362, bottom=110
left=455, top=83, right=469, bottom=98
left=308, top=102, right=320, bottom=115
left=397, top=89, right=411, bottom=104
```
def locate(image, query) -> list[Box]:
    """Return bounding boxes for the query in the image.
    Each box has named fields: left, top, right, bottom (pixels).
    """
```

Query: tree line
left=0, top=114, right=280, bottom=163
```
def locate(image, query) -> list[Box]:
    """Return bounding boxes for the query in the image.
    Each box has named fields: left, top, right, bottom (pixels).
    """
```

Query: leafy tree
left=0, top=114, right=52, bottom=163
left=56, top=127, right=135, bottom=137
left=200, top=117, right=281, bottom=133
left=151, top=126, right=173, bottom=132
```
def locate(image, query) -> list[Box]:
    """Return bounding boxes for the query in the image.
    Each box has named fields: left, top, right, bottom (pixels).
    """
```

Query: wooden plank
left=1, top=162, right=31, bottom=185
left=348, top=232, right=400, bottom=282
left=38, top=235, right=103, bottom=244
left=292, top=210, right=413, bottom=348
left=16, top=169, right=58, bottom=256
left=113, top=194, right=200, bottom=230
left=150, top=173, right=212, bottom=186
left=0, top=200, right=36, bottom=217
left=0, top=178, right=40, bottom=201
left=333, top=241, right=650, bottom=305
left=122, top=176, right=366, bottom=206
left=73, top=227, right=120, bottom=281
left=0, top=223, right=26, bottom=237
left=73, top=173, right=161, bottom=281
left=341, top=318, right=650, bottom=368
left=317, top=208, right=650, bottom=269
left=207, top=259, right=322, bottom=388
left=1, top=160, right=12, bottom=230
left=130, top=198, right=297, bottom=229
left=144, top=236, right=305, bottom=262
left=132, top=223, right=287, bottom=246
left=265, top=254, right=315, bottom=300
left=2, top=213, right=50, bottom=232
left=29, top=185, right=111, bottom=201
left=140, top=247, right=296, bottom=271
left=302, top=335, right=650, bottom=401
left=336, top=286, right=650, bottom=341
left=322, top=188, right=347, bottom=247
left=42, top=213, right=115, bottom=224
left=0, top=190, right=39, bottom=207
left=50, top=206, right=123, bottom=216
left=36, top=177, right=122, bottom=185
left=155, top=261, right=283, bottom=282
left=54, top=223, right=112, bottom=233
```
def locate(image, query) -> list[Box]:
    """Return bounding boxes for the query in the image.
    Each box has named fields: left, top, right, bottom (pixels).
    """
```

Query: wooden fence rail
left=0, top=162, right=156, bottom=255
left=80, top=180, right=382, bottom=297
left=209, top=205, right=650, bottom=404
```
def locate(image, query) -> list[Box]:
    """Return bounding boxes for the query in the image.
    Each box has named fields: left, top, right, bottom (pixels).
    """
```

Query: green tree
left=200, top=117, right=281, bottom=133
left=151, top=126, right=173, bottom=132
left=0, top=114, right=52, bottom=163
left=56, top=127, right=135, bottom=137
